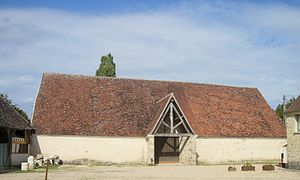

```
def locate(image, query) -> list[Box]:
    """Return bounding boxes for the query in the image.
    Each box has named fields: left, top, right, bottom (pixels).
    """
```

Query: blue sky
left=0, top=0, right=299, bottom=117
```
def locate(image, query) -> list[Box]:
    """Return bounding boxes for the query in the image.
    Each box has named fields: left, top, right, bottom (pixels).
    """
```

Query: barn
left=30, top=73, right=286, bottom=165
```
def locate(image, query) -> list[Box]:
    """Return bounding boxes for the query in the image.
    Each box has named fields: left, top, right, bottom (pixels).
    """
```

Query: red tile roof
left=32, top=73, right=286, bottom=138
left=0, top=96, right=32, bottom=130
left=286, top=96, right=300, bottom=113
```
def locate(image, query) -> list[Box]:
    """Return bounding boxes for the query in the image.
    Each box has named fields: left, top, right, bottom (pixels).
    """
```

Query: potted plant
left=241, top=161, right=255, bottom=171
left=228, top=166, right=236, bottom=171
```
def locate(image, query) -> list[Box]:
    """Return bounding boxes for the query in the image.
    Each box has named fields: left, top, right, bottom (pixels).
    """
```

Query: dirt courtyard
left=1, top=164, right=300, bottom=180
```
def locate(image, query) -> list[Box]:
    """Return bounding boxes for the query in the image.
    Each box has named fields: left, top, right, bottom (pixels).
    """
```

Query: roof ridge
left=43, top=72, right=257, bottom=90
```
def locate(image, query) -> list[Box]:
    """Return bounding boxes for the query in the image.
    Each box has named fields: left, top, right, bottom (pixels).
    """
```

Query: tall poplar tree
left=96, top=53, right=116, bottom=77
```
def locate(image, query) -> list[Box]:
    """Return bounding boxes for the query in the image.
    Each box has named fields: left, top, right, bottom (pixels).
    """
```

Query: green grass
left=14, top=165, right=60, bottom=174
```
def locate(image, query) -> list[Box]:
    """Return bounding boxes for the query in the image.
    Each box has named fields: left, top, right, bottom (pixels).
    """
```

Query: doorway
left=154, top=137, right=179, bottom=164
left=0, top=128, right=9, bottom=168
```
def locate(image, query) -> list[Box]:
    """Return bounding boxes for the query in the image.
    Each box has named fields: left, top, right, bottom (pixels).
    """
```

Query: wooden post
left=24, top=130, right=30, bottom=144
left=45, top=159, right=50, bottom=180
left=6, top=129, right=15, bottom=168
left=281, top=153, right=284, bottom=167
left=170, top=103, right=174, bottom=134
left=5, top=128, right=11, bottom=168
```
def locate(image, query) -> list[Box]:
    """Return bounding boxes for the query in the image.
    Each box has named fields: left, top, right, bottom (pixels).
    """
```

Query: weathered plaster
left=31, top=135, right=148, bottom=164
left=31, top=135, right=286, bottom=165
left=179, top=135, right=197, bottom=165
left=146, top=135, right=155, bottom=165
left=286, top=113, right=300, bottom=169
left=196, top=137, right=286, bottom=164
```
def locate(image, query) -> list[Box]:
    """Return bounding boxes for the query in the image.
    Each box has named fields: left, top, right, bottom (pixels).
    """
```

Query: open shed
left=0, top=96, right=33, bottom=168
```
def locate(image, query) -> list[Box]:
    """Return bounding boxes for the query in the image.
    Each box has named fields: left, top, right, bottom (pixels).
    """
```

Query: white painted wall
left=31, top=135, right=148, bottom=164
left=196, top=137, right=286, bottom=164
left=31, top=135, right=287, bottom=165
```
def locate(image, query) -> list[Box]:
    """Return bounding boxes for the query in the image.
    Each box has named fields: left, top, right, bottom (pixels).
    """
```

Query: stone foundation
left=288, top=162, right=300, bottom=170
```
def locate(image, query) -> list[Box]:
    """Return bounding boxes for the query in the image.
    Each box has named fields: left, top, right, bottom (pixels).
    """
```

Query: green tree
left=0, top=93, right=30, bottom=122
left=96, top=53, right=116, bottom=77
left=276, top=97, right=295, bottom=120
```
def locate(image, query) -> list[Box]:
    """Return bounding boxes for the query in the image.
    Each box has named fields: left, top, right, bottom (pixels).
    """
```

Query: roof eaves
left=0, top=96, right=33, bottom=130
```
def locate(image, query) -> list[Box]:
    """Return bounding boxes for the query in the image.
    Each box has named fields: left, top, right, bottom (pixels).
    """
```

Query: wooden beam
left=173, top=106, right=191, bottom=133
left=162, top=121, right=170, bottom=128
left=173, top=121, right=183, bottom=129
left=154, top=105, right=170, bottom=133
left=174, top=116, right=184, bottom=120
left=154, top=133, right=192, bottom=137
left=170, top=103, right=174, bottom=134
left=6, top=128, right=15, bottom=168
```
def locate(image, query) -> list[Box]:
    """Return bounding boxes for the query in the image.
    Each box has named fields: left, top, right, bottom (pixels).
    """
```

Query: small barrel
left=21, top=162, right=29, bottom=171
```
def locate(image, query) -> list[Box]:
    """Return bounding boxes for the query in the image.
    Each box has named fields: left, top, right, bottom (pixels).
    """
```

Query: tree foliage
left=96, top=53, right=116, bottom=77
left=275, top=97, right=295, bottom=120
left=0, top=93, right=30, bottom=122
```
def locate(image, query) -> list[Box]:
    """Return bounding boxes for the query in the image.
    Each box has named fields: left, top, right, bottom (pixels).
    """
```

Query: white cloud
left=18, top=75, right=35, bottom=82
left=246, top=4, right=300, bottom=35
left=0, top=2, right=299, bottom=115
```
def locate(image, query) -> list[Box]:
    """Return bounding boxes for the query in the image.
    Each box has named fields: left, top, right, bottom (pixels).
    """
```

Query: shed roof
left=32, top=73, right=286, bottom=138
left=0, top=96, right=32, bottom=130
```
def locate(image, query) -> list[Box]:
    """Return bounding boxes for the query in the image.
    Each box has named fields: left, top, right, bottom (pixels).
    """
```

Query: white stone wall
left=196, top=137, right=286, bottom=164
left=146, top=135, right=155, bottom=165
left=286, top=114, right=300, bottom=169
left=31, top=135, right=287, bottom=165
left=31, top=135, right=148, bottom=164
left=179, top=135, right=197, bottom=165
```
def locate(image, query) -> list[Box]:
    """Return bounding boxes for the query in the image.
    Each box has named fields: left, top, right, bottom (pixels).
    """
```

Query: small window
left=297, top=115, right=300, bottom=132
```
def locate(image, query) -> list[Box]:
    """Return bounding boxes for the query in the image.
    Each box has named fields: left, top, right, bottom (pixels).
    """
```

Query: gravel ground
left=1, top=164, right=300, bottom=180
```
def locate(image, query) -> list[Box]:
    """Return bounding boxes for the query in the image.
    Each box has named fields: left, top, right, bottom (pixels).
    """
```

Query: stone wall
left=179, top=135, right=197, bottom=165
left=286, top=114, right=300, bottom=169
left=31, top=134, right=286, bottom=165
left=31, top=135, right=148, bottom=164
left=196, top=137, right=286, bottom=164
left=146, top=135, right=155, bottom=165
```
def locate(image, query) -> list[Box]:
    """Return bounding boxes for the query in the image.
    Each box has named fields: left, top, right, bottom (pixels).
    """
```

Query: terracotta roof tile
left=0, top=97, right=32, bottom=130
left=32, top=73, right=286, bottom=138
left=286, top=96, right=300, bottom=113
